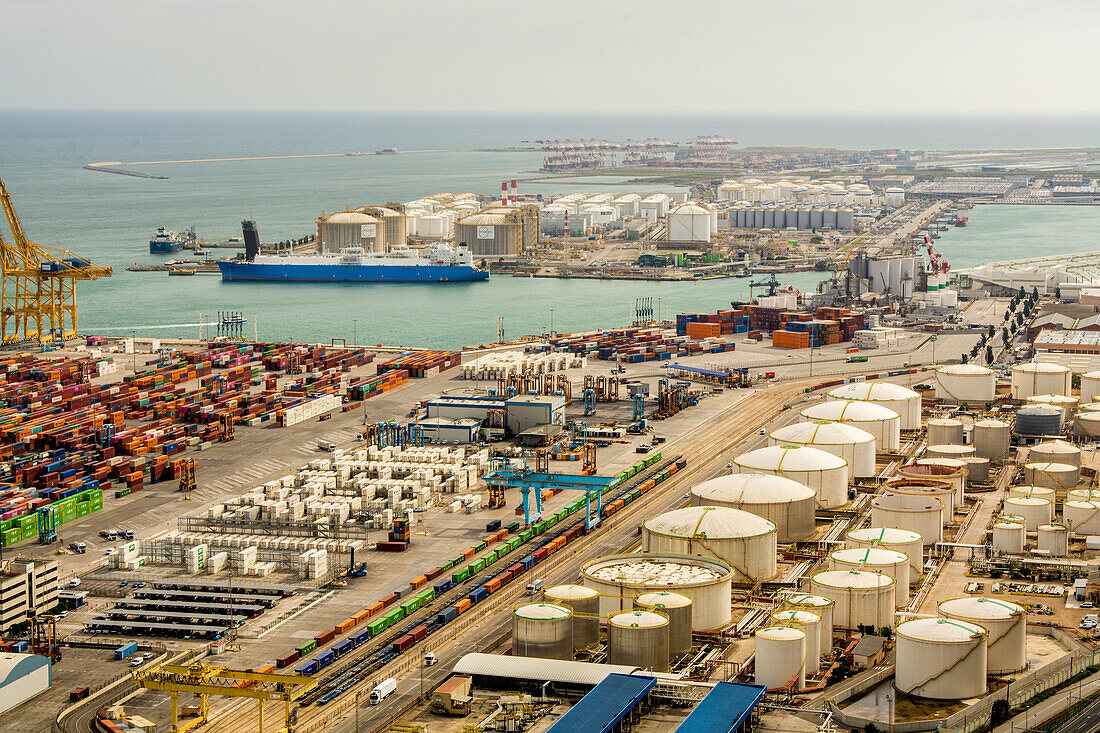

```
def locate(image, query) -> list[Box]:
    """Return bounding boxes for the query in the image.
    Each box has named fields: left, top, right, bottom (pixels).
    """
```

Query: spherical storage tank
left=829, top=548, right=910, bottom=607
left=939, top=597, right=1026, bottom=675
left=935, top=364, right=996, bottom=402
left=543, top=585, right=599, bottom=649
left=768, top=422, right=877, bottom=477
left=635, top=592, right=692, bottom=656
left=785, top=594, right=834, bottom=657
left=1003, top=496, right=1052, bottom=531
left=973, top=419, right=1011, bottom=460
left=608, top=611, right=670, bottom=672
left=641, top=506, right=777, bottom=583
left=810, top=570, right=895, bottom=630
left=992, top=520, right=1025, bottom=553
left=926, top=418, right=965, bottom=446
left=732, top=445, right=848, bottom=509
left=1063, top=501, right=1100, bottom=535
left=1023, top=462, right=1079, bottom=490
left=511, top=603, right=573, bottom=660
left=846, top=527, right=924, bottom=576
left=755, top=626, right=807, bottom=691
left=316, top=211, right=382, bottom=253
left=688, top=473, right=816, bottom=542
left=1038, top=524, right=1069, bottom=557
left=827, top=381, right=921, bottom=430
left=800, top=400, right=901, bottom=452
left=668, top=203, right=713, bottom=243
left=871, top=493, right=943, bottom=545
left=456, top=212, right=522, bottom=257
left=770, top=609, right=821, bottom=669
left=1016, top=405, right=1064, bottom=437
left=895, top=618, right=987, bottom=700
left=581, top=554, right=732, bottom=630
left=1029, top=440, right=1082, bottom=468
left=1011, top=362, right=1071, bottom=399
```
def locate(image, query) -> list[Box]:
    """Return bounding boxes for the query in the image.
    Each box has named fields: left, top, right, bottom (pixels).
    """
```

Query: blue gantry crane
left=484, top=455, right=617, bottom=529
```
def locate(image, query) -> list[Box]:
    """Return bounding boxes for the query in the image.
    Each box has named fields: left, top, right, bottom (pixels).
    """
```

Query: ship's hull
left=150, top=240, right=187, bottom=253
left=217, top=261, right=489, bottom=283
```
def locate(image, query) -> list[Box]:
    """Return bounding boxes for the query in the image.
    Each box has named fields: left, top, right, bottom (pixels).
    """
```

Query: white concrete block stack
left=461, top=351, right=586, bottom=380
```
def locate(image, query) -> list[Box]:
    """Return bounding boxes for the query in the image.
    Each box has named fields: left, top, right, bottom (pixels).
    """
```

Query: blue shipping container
left=296, top=661, right=318, bottom=675
left=333, top=639, right=354, bottom=657
left=434, top=579, right=453, bottom=594
left=469, top=587, right=489, bottom=604
left=114, top=642, right=138, bottom=660
left=316, top=651, right=335, bottom=667
left=352, top=630, right=371, bottom=646
left=436, top=607, right=459, bottom=625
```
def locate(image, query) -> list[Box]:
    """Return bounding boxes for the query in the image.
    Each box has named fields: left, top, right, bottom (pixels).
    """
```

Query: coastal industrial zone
left=7, top=136, right=1100, bottom=733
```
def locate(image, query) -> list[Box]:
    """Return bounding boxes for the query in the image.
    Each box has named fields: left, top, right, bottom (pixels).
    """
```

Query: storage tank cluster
left=938, top=597, right=1026, bottom=675
left=688, top=474, right=816, bottom=542
left=810, top=570, right=895, bottom=630
left=768, top=421, right=877, bottom=477
left=827, top=381, right=922, bottom=430
left=640, top=506, right=778, bottom=583
left=727, top=205, right=856, bottom=231
left=828, top=547, right=910, bottom=606
left=732, top=445, right=849, bottom=508
left=846, top=527, right=924, bottom=576
left=799, top=400, right=902, bottom=452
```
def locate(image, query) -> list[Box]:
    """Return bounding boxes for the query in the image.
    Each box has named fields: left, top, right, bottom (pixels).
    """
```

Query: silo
left=1023, top=462, right=1079, bottom=490
left=938, top=597, right=1026, bottom=675
left=316, top=210, right=382, bottom=253
left=871, top=493, right=943, bottom=545
left=1076, top=412, right=1100, bottom=438
left=608, top=610, right=670, bottom=672
left=543, top=585, right=599, bottom=649
left=752, top=208, right=765, bottom=228
left=992, top=520, right=1025, bottom=553
left=837, top=208, right=855, bottom=229
left=883, top=478, right=956, bottom=517
left=732, top=445, right=848, bottom=509
left=1016, top=405, right=1064, bottom=437
left=845, top=527, right=924, bottom=576
left=511, top=603, right=573, bottom=660
left=1038, top=524, right=1069, bottom=557
left=1007, top=485, right=1056, bottom=503
left=641, top=506, right=777, bottom=583
left=810, top=209, right=824, bottom=229
left=1029, top=440, right=1081, bottom=468
left=688, top=473, right=816, bottom=542
left=973, top=419, right=1011, bottom=460
left=1081, top=371, right=1100, bottom=404
left=763, top=208, right=776, bottom=229
left=899, top=462, right=965, bottom=504
left=895, top=618, right=987, bottom=699
left=456, top=212, right=521, bottom=257
left=800, top=400, right=902, bottom=452
left=635, top=591, right=692, bottom=656
left=785, top=595, right=834, bottom=656
left=827, top=381, right=921, bottom=430
left=828, top=548, right=910, bottom=607
left=1063, top=500, right=1100, bottom=535
left=934, top=365, right=996, bottom=403
left=810, top=570, right=895, bottom=630
left=754, top=626, right=807, bottom=690
left=926, top=418, right=965, bottom=446
left=1011, top=363, right=1072, bottom=399
left=961, top=457, right=991, bottom=483
left=926, top=443, right=975, bottom=460
left=771, top=610, right=822, bottom=669
left=1003, top=496, right=1052, bottom=530
left=823, top=209, right=838, bottom=229
left=768, top=421, right=877, bottom=477
left=797, top=208, right=811, bottom=229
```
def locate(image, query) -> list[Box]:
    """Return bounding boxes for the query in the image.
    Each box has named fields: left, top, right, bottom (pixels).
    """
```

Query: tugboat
left=149, top=226, right=196, bottom=254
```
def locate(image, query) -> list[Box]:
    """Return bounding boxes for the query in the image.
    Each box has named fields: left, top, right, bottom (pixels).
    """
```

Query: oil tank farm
left=688, top=473, right=816, bottom=542
left=895, top=618, right=987, bottom=700
left=768, top=422, right=876, bottom=477
left=641, top=506, right=777, bottom=583
left=828, top=547, right=910, bottom=606
left=543, top=585, right=599, bottom=649
left=1028, top=439, right=1082, bottom=467
left=754, top=626, right=807, bottom=690
left=826, top=381, right=921, bottom=430
left=607, top=610, right=670, bottom=672
left=810, top=570, right=895, bottom=630
left=784, top=594, right=834, bottom=657
left=973, top=419, right=1011, bottom=460
left=511, top=603, right=573, bottom=660
left=934, top=364, right=996, bottom=403
left=937, top=597, right=1026, bottom=675
left=800, top=400, right=901, bottom=452
left=1011, top=362, right=1071, bottom=399
left=770, top=609, right=821, bottom=670
left=634, top=591, right=692, bottom=656
left=732, top=445, right=848, bottom=508
left=871, top=493, right=944, bottom=545
left=992, top=519, right=1025, bottom=553
left=316, top=210, right=382, bottom=252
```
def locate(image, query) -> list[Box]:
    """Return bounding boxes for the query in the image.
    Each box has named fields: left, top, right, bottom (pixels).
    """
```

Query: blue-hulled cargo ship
left=149, top=226, right=196, bottom=253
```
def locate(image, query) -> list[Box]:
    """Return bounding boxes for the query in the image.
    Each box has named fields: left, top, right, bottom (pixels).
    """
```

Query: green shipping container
left=520, top=529, right=534, bottom=542
left=470, top=558, right=486, bottom=573
left=417, top=588, right=435, bottom=603
left=3, top=529, right=20, bottom=546
left=452, top=567, right=470, bottom=584
left=474, top=541, right=487, bottom=553
left=296, top=639, right=317, bottom=656
left=401, top=598, right=420, bottom=615
left=77, top=502, right=90, bottom=517
left=368, top=619, right=386, bottom=636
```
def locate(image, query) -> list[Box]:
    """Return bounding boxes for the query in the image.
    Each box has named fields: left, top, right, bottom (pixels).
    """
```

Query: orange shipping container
left=410, top=575, right=427, bottom=589
left=455, top=598, right=472, bottom=614
left=686, top=322, right=722, bottom=339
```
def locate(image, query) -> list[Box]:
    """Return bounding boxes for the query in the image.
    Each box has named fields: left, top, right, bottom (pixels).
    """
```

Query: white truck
left=370, top=678, right=397, bottom=705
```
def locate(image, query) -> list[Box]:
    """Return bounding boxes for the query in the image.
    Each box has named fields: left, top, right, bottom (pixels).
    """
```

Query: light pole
left=549, top=309, right=554, bottom=337
left=352, top=319, right=358, bottom=348
left=131, top=330, right=136, bottom=373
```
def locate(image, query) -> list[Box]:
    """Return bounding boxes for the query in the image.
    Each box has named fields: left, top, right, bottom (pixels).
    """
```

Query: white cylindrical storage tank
left=641, top=506, right=777, bottom=583
left=732, top=445, right=848, bottom=509
left=845, top=527, right=924, bottom=576
left=926, top=418, right=965, bottom=446
left=939, top=597, right=1026, bottom=675
left=1029, top=440, right=1082, bottom=468
left=770, top=610, right=821, bottom=670
left=800, top=400, right=901, bottom=452
left=755, top=626, right=806, bottom=691
left=1023, top=462, right=1079, bottom=491
left=1076, top=412, right=1100, bottom=438
left=581, top=554, right=733, bottom=631
left=810, top=570, right=895, bottom=630
left=1011, top=362, right=1072, bottom=399
left=1081, top=371, right=1100, bottom=404
left=925, top=444, right=976, bottom=460
left=785, top=594, right=834, bottom=657
left=973, top=419, right=1011, bottom=460
left=935, top=365, right=996, bottom=403
left=667, top=204, right=713, bottom=243
left=1063, top=500, right=1100, bottom=535
left=829, top=548, right=910, bottom=607
left=895, top=619, right=987, bottom=699
left=688, top=473, right=815, bottom=542
left=418, top=214, right=444, bottom=239
left=883, top=478, right=956, bottom=518
left=1027, top=393, right=1079, bottom=417
left=608, top=610, right=670, bottom=672
left=885, top=188, right=905, bottom=207
left=1007, top=485, right=1056, bottom=503
left=961, top=456, right=991, bottom=484
left=992, top=520, right=1025, bottom=553
left=900, top=462, right=966, bottom=504
left=871, top=493, right=943, bottom=545
left=1038, top=523, right=1069, bottom=557
left=1069, top=488, right=1100, bottom=502
left=1003, top=496, right=1053, bottom=531
left=768, top=421, right=877, bottom=478
left=635, top=591, right=692, bottom=657
left=543, top=585, right=599, bottom=650
left=827, top=381, right=921, bottom=430
left=511, top=603, right=573, bottom=660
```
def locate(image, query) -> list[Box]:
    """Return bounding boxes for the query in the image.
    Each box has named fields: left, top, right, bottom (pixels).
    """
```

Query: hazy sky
left=1, top=0, right=1096, bottom=113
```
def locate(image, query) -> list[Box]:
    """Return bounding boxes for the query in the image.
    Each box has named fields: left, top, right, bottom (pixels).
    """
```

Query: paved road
left=993, top=671, right=1100, bottom=733
left=1057, top=691, right=1100, bottom=733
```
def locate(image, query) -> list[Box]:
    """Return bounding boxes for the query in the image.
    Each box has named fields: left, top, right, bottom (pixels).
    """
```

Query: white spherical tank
left=581, top=554, right=733, bottom=631
left=608, top=610, right=670, bottom=672
left=1007, top=485, right=1056, bottom=503
left=1023, top=462, right=1079, bottom=490
left=641, top=506, right=777, bottom=583
left=925, top=444, right=976, bottom=460
left=688, top=473, right=816, bottom=542
left=1076, top=412, right=1100, bottom=438
left=800, top=400, right=902, bottom=452
left=992, top=520, right=1025, bottom=553
left=871, top=493, right=943, bottom=545
left=845, top=527, right=924, bottom=576
left=785, top=594, right=834, bottom=657
left=829, top=547, right=910, bottom=607
left=543, top=585, right=599, bottom=649
left=770, top=610, right=821, bottom=670
left=938, top=597, right=1026, bottom=675
left=810, top=570, right=895, bottom=630
left=755, top=626, right=807, bottom=691
left=732, top=445, right=849, bottom=509
left=935, top=364, right=996, bottom=402
left=827, top=381, right=922, bottom=430
left=668, top=203, right=713, bottom=243
left=511, top=603, right=573, bottom=660
left=973, top=419, right=1011, bottom=460
left=635, top=591, right=692, bottom=657
left=884, top=478, right=956, bottom=516
left=926, top=418, right=965, bottom=446
left=1081, top=371, right=1100, bottom=404
left=1029, top=440, right=1082, bottom=468
left=1063, top=501, right=1100, bottom=535
left=769, top=422, right=877, bottom=477
left=1011, top=362, right=1072, bottom=399
left=1003, top=496, right=1053, bottom=531
left=1038, top=523, right=1069, bottom=557
left=895, top=618, right=987, bottom=700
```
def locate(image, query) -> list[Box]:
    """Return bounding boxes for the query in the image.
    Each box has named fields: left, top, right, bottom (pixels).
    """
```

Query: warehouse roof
left=674, top=682, right=765, bottom=733
left=0, top=653, right=51, bottom=689
left=453, top=653, right=640, bottom=687
left=547, top=673, right=656, bottom=733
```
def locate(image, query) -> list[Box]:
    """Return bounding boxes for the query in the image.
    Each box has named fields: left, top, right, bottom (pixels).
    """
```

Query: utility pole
left=352, top=319, right=358, bottom=348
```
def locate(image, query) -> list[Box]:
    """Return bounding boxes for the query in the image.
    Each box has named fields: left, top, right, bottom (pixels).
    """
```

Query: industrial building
left=908, top=178, right=1018, bottom=199
left=0, top=653, right=51, bottom=715
left=0, top=559, right=59, bottom=632
left=424, top=394, right=566, bottom=440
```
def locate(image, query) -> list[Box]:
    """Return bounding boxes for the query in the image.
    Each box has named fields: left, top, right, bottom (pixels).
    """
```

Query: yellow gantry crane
left=0, top=173, right=113, bottom=344
left=131, top=662, right=316, bottom=733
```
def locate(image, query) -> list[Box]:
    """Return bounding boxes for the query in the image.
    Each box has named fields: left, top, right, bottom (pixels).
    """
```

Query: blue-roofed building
left=546, top=673, right=656, bottom=733
left=674, top=682, right=766, bottom=733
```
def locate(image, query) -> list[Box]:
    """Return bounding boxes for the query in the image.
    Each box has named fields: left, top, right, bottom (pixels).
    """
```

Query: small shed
left=432, top=675, right=472, bottom=715
left=851, top=634, right=887, bottom=669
